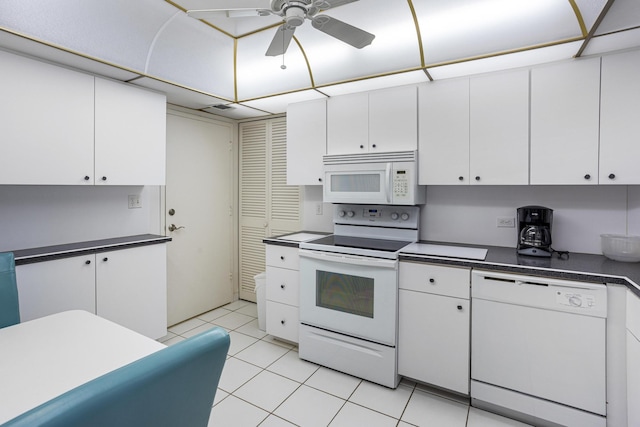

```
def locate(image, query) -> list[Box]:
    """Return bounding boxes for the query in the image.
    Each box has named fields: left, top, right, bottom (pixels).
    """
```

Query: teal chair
left=2, top=327, right=230, bottom=427
left=0, top=252, right=19, bottom=329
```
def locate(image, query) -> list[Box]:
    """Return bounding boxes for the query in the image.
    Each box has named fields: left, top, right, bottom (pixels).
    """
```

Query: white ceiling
left=0, top=0, right=639, bottom=119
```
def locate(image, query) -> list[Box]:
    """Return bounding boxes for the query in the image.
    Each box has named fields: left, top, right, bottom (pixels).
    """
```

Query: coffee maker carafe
left=517, top=206, right=553, bottom=257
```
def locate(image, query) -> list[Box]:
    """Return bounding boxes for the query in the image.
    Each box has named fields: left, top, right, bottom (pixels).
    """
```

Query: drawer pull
left=281, top=320, right=285, bottom=325
left=280, top=256, right=285, bottom=261
left=457, top=305, right=463, bottom=310
left=85, top=260, right=91, bottom=265
left=280, top=284, right=285, bottom=289
left=429, top=278, right=435, bottom=284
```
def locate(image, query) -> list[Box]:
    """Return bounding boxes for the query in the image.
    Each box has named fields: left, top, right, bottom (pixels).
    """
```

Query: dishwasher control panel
left=556, top=291, right=597, bottom=309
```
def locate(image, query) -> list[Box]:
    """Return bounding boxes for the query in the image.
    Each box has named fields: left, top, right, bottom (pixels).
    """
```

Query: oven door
left=299, top=249, right=398, bottom=346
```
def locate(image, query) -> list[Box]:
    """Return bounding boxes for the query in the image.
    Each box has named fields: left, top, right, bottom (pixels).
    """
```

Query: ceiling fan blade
left=266, top=25, right=296, bottom=56
left=311, top=16, right=374, bottom=49
left=316, top=0, right=359, bottom=10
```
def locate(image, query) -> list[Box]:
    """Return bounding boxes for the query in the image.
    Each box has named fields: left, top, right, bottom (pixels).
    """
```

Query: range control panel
left=334, top=204, right=420, bottom=229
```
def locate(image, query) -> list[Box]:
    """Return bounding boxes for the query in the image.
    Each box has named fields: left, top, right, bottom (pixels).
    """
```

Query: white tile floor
left=158, top=301, right=532, bottom=427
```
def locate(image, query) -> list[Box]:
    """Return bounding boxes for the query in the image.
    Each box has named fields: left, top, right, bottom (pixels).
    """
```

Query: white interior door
left=165, top=111, right=234, bottom=326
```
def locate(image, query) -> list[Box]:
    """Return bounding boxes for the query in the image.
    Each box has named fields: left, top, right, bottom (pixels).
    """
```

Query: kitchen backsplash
left=303, top=185, right=640, bottom=255
left=0, top=185, right=162, bottom=252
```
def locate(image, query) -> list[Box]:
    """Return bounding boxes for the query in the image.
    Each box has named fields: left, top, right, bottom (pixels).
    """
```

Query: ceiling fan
left=186, top=0, right=375, bottom=56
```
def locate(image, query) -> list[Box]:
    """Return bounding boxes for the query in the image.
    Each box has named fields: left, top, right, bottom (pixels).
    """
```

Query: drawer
left=399, top=261, right=470, bottom=299
left=266, top=301, right=299, bottom=343
left=266, top=266, right=299, bottom=306
left=266, top=245, right=299, bottom=270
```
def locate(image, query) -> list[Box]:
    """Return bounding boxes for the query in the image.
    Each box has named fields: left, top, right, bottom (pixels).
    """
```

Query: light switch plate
left=128, top=195, right=142, bottom=209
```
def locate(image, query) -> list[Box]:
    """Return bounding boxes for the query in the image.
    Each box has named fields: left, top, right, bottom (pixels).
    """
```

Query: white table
left=0, top=310, right=165, bottom=424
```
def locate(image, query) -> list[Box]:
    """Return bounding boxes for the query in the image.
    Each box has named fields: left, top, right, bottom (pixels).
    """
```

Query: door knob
left=168, top=224, right=185, bottom=232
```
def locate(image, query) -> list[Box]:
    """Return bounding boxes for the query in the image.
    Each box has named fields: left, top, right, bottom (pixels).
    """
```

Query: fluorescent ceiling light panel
left=427, top=41, right=583, bottom=80
left=242, top=89, right=327, bottom=114
left=320, top=71, right=429, bottom=96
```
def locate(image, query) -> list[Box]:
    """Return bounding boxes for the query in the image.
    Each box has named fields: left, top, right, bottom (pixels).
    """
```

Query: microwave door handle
left=385, top=163, right=392, bottom=203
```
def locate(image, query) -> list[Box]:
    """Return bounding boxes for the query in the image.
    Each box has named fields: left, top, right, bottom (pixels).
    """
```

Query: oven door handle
left=299, top=249, right=398, bottom=269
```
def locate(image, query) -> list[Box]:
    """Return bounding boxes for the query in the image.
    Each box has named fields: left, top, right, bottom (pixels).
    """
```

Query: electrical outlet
left=315, top=203, right=323, bottom=216
left=128, top=195, right=142, bottom=209
left=497, top=216, right=515, bottom=228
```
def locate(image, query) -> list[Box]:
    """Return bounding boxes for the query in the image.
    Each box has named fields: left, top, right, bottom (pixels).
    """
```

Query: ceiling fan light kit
left=186, top=0, right=375, bottom=57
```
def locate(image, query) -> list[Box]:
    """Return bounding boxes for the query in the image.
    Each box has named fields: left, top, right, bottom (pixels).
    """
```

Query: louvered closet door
left=239, top=117, right=301, bottom=301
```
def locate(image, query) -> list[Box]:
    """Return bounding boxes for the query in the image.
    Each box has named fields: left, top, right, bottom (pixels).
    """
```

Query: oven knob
left=391, top=212, right=399, bottom=220
left=338, top=210, right=346, bottom=217
left=401, top=212, right=410, bottom=221
left=347, top=211, right=355, bottom=218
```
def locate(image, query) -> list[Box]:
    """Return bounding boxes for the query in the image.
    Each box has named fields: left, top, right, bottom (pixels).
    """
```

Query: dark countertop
left=10, top=234, right=172, bottom=265
left=263, top=231, right=331, bottom=248
left=400, top=241, right=640, bottom=298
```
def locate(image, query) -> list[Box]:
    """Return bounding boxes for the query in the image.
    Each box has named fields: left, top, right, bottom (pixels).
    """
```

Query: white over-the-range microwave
left=323, top=150, right=425, bottom=205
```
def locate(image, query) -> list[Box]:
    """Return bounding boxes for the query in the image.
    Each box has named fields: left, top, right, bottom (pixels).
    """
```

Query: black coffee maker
left=517, top=206, right=553, bottom=257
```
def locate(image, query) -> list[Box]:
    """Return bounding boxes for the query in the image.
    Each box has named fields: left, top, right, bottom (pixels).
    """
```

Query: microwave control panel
left=393, top=170, right=409, bottom=198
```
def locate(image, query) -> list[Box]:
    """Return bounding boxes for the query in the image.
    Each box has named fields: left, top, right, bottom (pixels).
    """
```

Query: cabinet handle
left=280, top=256, right=285, bottom=261
left=457, top=305, right=463, bottom=310
left=281, top=320, right=285, bottom=325
left=84, top=176, right=90, bottom=181
left=359, top=145, right=364, bottom=149
left=429, top=278, right=435, bottom=284
left=372, top=144, right=377, bottom=148
left=318, top=178, right=322, bottom=183
left=280, top=284, right=285, bottom=289
left=103, top=257, right=108, bottom=262
left=584, top=174, right=591, bottom=180
left=609, top=173, right=616, bottom=180
left=475, top=176, right=480, bottom=181
left=458, top=176, right=464, bottom=181
left=85, top=260, right=91, bottom=265
left=101, top=176, right=107, bottom=181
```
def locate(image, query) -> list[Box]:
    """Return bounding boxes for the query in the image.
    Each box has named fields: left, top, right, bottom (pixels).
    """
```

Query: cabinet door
left=418, top=79, right=470, bottom=185
left=95, top=78, right=166, bottom=185
left=15, top=256, right=96, bottom=321
left=287, top=98, right=326, bottom=185
left=0, top=50, right=94, bottom=185
left=470, top=69, right=529, bottom=185
left=398, top=289, right=470, bottom=394
left=96, top=244, right=167, bottom=339
left=369, top=86, right=418, bottom=153
left=327, top=92, right=368, bottom=155
left=531, top=58, right=600, bottom=185
left=600, top=50, right=640, bottom=184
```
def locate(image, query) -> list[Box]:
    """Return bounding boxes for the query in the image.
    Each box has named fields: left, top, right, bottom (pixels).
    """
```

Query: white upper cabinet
left=0, top=50, right=95, bottom=185
left=470, top=69, right=530, bottom=185
left=0, top=50, right=166, bottom=186
left=327, top=86, right=417, bottom=155
left=369, top=85, right=418, bottom=153
left=327, top=92, right=368, bottom=155
left=418, top=78, right=470, bottom=185
left=286, top=98, right=327, bottom=185
left=600, top=49, right=640, bottom=185
left=95, top=78, right=166, bottom=186
left=530, top=58, right=601, bottom=185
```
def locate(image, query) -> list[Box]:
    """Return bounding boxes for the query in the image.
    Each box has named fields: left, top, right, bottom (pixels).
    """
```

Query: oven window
left=330, top=174, right=380, bottom=192
left=316, top=271, right=374, bottom=318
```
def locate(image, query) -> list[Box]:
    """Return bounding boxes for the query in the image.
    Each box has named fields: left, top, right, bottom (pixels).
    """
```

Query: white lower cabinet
left=265, top=245, right=300, bottom=343
left=15, top=244, right=167, bottom=339
left=398, top=262, right=471, bottom=394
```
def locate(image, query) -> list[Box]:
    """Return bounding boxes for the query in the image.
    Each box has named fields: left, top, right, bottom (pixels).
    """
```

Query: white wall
left=0, top=185, right=162, bottom=252
left=302, top=185, right=640, bottom=255
left=302, top=185, right=333, bottom=232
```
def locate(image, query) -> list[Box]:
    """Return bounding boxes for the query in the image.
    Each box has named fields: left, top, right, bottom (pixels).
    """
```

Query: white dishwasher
left=471, top=270, right=607, bottom=427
